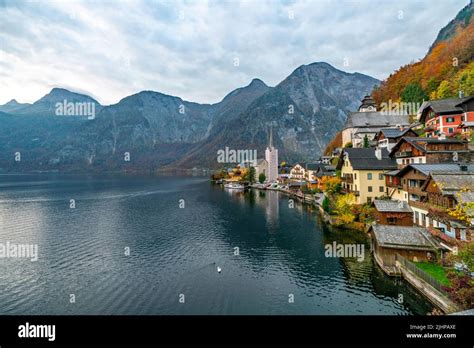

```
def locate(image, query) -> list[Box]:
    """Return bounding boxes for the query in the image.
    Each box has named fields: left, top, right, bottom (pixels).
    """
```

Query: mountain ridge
left=0, top=62, right=379, bottom=172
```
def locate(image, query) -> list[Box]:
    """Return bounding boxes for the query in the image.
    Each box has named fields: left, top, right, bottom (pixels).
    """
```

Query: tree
left=322, top=177, right=342, bottom=195
left=258, top=172, right=266, bottom=183
left=322, top=196, right=331, bottom=213
left=434, top=80, right=454, bottom=99
left=401, top=82, right=428, bottom=104
left=456, top=64, right=474, bottom=96
left=333, top=193, right=356, bottom=225
left=248, top=167, right=256, bottom=184
left=426, top=77, right=440, bottom=95
left=444, top=271, right=474, bottom=309
left=363, top=134, right=370, bottom=148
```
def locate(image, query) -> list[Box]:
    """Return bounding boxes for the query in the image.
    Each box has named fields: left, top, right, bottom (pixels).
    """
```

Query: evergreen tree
left=401, top=82, right=428, bottom=103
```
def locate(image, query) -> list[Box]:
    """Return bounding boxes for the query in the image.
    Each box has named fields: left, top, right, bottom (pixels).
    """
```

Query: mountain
left=175, top=62, right=379, bottom=168
left=0, top=99, right=31, bottom=113
left=373, top=2, right=474, bottom=104
left=0, top=62, right=379, bottom=172
left=9, top=88, right=103, bottom=116
left=207, top=78, right=270, bottom=135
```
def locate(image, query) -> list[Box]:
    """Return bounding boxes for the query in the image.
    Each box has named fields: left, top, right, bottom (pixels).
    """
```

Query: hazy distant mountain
left=7, top=88, right=103, bottom=116
left=0, top=62, right=378, bottom=172
left=0, top=99, right=31, bottom=113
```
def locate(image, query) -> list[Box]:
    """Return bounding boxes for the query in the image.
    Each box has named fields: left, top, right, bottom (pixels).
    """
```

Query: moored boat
left=224, top=182, right=245, bottom=190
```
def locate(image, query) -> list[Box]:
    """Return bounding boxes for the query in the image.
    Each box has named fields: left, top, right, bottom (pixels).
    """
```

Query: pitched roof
left=424, top=173, right=474, bottom=194
left=378, top=127, right=416, bottom=139
left=397, top=163, right=474, bottom=177
left=340, top=148, right=397, bottom=170
left=371, top=225, right=439, bottom=251
left=385, top=169, right=400, bottom=176
left=344, top=111, right=410, bottom=129
left=307, top=163, right=323, bottom=170
left=389, top=137, right=468, bottom=157
left=374, top=200, right=412, bottom=213
left=419, top=96, right=473, bottom=122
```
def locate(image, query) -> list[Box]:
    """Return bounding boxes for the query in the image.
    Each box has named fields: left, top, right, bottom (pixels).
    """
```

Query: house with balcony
left=418, top=95, right=474, bottom=137
left=420, top=172, right=473, bottom=242
left=289, top=163, right=306, bottom=180
left=336, top=148, right=397, bottom=204
left=375, top=127, right=418, bottom=152
left=373, top=200, right=413, bottom=226
left=384, top=163, right=474, bottom=230
left=389, top=137, right=469, bottom=169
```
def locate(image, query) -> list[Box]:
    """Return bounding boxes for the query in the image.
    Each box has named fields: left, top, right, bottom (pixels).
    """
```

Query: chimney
left=375, top=148, right=382, bottom=160
left=459, top=90, right=464, bottom=98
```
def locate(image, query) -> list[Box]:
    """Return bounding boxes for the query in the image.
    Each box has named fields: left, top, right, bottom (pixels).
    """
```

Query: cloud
left=0, top=0, right=467, bottom=105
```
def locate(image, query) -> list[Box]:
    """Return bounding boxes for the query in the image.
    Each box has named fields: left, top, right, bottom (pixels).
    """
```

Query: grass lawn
left=415, top=262, right=450, bottom=287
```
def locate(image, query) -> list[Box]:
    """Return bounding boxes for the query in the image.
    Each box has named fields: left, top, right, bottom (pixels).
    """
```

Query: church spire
left=269, top=127, right=273, bottom=148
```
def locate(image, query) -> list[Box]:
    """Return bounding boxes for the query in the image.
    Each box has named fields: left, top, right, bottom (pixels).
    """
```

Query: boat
left=224, top=182, right=245, bottom=190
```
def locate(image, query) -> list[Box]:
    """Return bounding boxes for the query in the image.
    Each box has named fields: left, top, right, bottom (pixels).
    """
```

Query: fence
left=395, top=254, right=450, bottom=296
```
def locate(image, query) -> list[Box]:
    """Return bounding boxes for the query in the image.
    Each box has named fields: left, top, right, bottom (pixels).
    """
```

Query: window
left=379, top=186, right=384, bottom=193
left=448, top=127, right=454, bottom=134
left=378, top=173, right=383, bottom=180
left=367, top=197, right=372, bottom=204
left=368, top=186, right=373, bottom=192
left=387, top=217, right=397, bottom=225
left=446, top=117, right=454, bottom=123
left=354, top=173, right=357, bottom=180
left=367, top=173, right=372, bottom=180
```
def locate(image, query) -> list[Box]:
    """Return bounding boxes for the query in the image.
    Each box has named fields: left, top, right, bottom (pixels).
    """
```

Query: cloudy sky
left=0, top=0, right=467, bottom=105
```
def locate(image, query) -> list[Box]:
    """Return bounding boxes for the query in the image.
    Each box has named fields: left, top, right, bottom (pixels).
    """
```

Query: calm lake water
left=0, top=174, right=433, bottom=315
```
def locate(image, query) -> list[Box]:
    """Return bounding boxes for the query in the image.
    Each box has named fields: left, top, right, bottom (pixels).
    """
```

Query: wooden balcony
left=408, top=200, right=430, bottom=211
left=342, top=175, right=354, bottom=183
left=406, top=186, right=426, bottom=197
left=396, top=151, right=413, bottom=158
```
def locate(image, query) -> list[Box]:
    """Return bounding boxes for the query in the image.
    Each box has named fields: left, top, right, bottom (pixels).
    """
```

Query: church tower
left=265, top=127, right=278, bottom=182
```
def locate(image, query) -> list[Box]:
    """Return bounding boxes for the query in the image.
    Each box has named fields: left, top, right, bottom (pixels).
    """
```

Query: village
left=212, top=94, right=474, bottom=314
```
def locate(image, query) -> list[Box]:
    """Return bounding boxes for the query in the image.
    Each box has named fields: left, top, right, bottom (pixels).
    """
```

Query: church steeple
left=269, top=127, right=273, bottom=148
left=359, top=95, right=376, bottom=112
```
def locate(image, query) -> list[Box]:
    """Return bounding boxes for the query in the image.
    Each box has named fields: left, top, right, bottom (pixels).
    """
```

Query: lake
left=0, top=174, right=433, bottom=314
